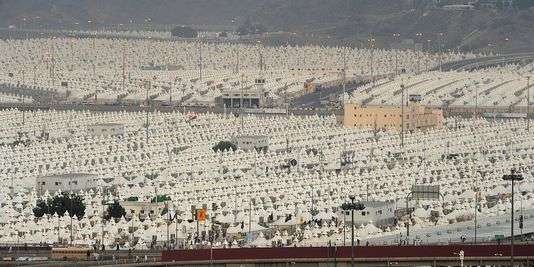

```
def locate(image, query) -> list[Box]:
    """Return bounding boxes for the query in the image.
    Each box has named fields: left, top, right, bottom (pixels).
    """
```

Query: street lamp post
left=341, top=196, right=365, bottom=267
left=502, top=169, right=525, bottom=267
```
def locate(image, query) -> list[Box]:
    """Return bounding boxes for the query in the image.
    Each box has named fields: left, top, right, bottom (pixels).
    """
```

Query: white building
left=87, top=123, right=124, bottom=137
left=36, top=173, right=100, bottom=195
left=232, top=135, right=270, bottom=151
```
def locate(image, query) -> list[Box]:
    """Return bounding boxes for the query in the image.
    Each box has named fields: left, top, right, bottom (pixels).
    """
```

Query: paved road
left=432, top=52, right=534, bottom=72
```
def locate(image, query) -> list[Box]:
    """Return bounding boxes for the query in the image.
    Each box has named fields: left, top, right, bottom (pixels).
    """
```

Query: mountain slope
left=0, top=0, right=532, bottom=52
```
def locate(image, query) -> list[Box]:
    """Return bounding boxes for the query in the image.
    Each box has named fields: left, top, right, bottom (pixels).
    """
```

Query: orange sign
left=195, top=209, right=206, bottom=222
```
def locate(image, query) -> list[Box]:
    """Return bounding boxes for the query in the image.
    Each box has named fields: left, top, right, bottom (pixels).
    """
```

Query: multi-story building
left=343, top=102, right=443, bottom=131
left=87, top=123, right=124, bottom=137
left=217, top=78, right=270, bottom=108
left=36, top=173, right=100, bottom=195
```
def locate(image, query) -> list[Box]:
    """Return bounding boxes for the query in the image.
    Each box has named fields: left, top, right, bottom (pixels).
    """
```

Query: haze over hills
left=1, top=0, right=533, bottom=52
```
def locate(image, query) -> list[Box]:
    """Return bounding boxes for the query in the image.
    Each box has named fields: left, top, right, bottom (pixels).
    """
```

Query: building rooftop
left=90, top=123, right=124, bottom=127
left=234, top=135, right=269, bottom=139
left=38, top=173, right=97, bottom=180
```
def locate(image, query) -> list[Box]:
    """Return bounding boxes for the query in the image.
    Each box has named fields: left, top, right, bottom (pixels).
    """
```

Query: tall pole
left=22, top=98, right=25, bottom=125
left=248, top=200, right=252, bottom=243
left=58, top=215, right=60, bottom=244
left=393, top=33, right=400, bottom=76
left=166, top=202, right=170, bottom=250
left=69, top=181, right=73, bottom=245
left=240, top=75, right=244, bottom=132
left=101, top=194, right=105, bottom=248
left=343, top=212, right=346, bottom=246
left=350, top=196, right=355, bottom=267
left=527, top=77, right=530, bottom=131
left=401, top=82, right=405, bottom=148
left=474, top=188, right=479, bottom=244
left=170, top=79, right=174, bottom=107
left=475, top=85, right=478, bottom=117
left=50, top=39, right=55, bottom=86
left=503, top=169, right=525, bottom=267
left=342, top=48, right=347, bottom=106
left=122, top=43, right=126, bottom=102
left=199, top=39, right=203, bottom=82
left=511, top=176, right=515, bottom=267
left=369, top=37, right=375, bottom=87
left=146, top=80, right=150, bottom=143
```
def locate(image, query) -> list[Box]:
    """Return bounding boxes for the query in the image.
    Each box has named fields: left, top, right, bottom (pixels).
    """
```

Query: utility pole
left=240, top=74, right=244, bottom=132
left=502, top=169, right=525, bottom=267
left=22, top=98, right=25, bottom=125
left=166, top=201, right=170, bottom=250
left=248, top=200, right=252, bottom=243
left=101, top=192, right=106, bottom=249
left=401, top=82, right=405, bottom=148
left=235, top=48, right=240, bottom=74
left=527, top=77, right=530, bottom=131
left=145, top=80, right=150, bottom=143
left=199, top=39, right=203, bottom=82
left=368, top=36, right=375, bottom=87
left=341, top=197, right=364, bottom=267
left=122, top=43, right=126, bottom=99
left=50, top=40, right=55, bottom=86
left=439, top=33, right=444, bottom=72
left=69, top=179, right=73, bottom=245
left=393, top=33, right=400, bottom=76
left=342, top=47, right=347, bottom=106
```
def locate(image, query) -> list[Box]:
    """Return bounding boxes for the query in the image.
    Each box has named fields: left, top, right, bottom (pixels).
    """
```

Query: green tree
left=212, top=141, right=237, bottom=152
left=33, top=199, right=49, bottom=218
left=105, top=201, right=126, bottom=220
left=48, top=193, right=86, bottom=218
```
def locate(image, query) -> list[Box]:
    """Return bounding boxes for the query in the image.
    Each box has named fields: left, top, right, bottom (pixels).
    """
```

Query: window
left=41, top=182, right=46, bottom=185
left=361, top=211, right=366, bottom=216
left=131, top=210, right=135, bottom=214
left=55, top=182, right=61, bottom=186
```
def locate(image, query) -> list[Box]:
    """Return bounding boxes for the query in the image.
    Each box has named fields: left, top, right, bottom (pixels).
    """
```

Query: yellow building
left=343, top=103, right=443, bottom=131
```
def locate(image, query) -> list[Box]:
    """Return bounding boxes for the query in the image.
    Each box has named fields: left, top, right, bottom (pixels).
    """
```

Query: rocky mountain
left=1, top=0, right=532, bottom=52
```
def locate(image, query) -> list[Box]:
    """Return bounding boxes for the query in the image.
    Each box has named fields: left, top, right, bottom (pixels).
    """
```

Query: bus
left=50, top=247, right=91, bottom=261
